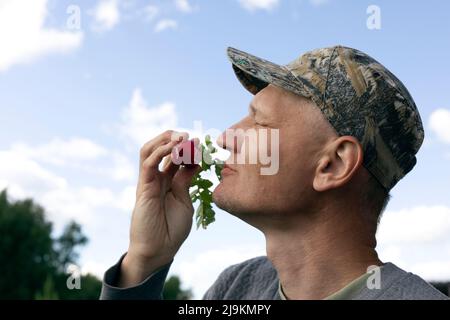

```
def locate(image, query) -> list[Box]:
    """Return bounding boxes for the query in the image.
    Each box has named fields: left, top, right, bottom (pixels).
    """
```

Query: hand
left=119, top=130, right=201, bottom=287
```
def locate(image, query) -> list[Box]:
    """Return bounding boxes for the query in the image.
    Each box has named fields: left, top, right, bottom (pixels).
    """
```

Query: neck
left=261, top=205, right=382, bottom=300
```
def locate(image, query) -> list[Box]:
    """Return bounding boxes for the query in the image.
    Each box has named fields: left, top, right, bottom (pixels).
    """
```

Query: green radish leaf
left=215, top=160, right=224, bottom=181
left=189, top=136, right=224, bottom=229
left=195, top=203, right=204, bottom=229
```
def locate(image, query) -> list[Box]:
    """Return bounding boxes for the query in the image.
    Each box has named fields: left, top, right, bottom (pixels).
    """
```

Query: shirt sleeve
left=99, top=253, right=173, bottom=300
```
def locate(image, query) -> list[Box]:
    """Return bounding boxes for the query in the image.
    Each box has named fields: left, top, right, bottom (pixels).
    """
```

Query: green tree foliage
left=163, top=275, right=193, bottom=300
left=0, top=190, right=55, bottom=299
left=35, top=276, right=59, bottom=300
left=430, top=282, right=450, bottom=297
left=55, top=221, right=88, bottom=272
left=190, top=135, right=223, bottom=229
left=0, top=189, right=100, bottom=299
left=54, top=273, right=102, bottom=300
left=0, top=189, right=192, bottom=300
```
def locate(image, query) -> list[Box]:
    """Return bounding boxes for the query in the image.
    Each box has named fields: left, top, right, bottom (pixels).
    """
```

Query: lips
left=221, top=164, right=236, bottom=176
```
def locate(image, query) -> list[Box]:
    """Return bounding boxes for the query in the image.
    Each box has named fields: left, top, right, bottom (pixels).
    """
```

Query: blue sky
left=1, top=0, right=450, bottom=298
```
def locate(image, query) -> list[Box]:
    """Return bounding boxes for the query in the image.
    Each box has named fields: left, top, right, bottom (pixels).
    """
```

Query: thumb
left=172, top=164, right=202, bottom=201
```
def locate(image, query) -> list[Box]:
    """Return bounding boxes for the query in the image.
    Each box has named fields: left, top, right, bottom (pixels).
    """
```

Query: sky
left=1, top=0, right=450, bottom=299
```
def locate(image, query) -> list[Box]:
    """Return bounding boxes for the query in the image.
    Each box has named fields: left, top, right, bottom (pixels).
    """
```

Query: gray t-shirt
left=100, top=254, right=448, bottom=300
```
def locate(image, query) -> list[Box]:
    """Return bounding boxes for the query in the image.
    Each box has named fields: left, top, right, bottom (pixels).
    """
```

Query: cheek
left=221, top=165, right=263, bottom=202
left=236, top=164, right=261, bottom=187
left=213, top=166, right=261, bottom=210
left=275, top=137, right=315, bottom=192
left=243, top=165, right=283, bottom=197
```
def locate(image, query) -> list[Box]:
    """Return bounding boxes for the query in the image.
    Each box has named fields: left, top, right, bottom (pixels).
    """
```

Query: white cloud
left=0, top=135, right=138, bottom=228
left=175, top=0, right=194, bottom=13
left=81, top=260, right=109, bottom=278
left=376, top=206, right=450, bottom=282
left=143, top=5, right=160, bottom=21
left=91, top=0, right=121, bottom=32
left=172, top=245, right=265, bottom=299
left=117, top=88, right=220, bottom=149
left=119, top=88, right=178, bottom=146
left=114, top=185, right=136, bottom=212
left=154, top=19, right=178, bottom=33
left=74, top=150, right=135, bottom=182
left=0, top=150, right=100, bottom=225
left=40, top=186, right=117, bottom=225
left=12, top=138, right=108, bottom=166
left=377, top=245, right=406, bottom=266
left=109, top=152, right=136, bottom=182
left=410, top=260, right=450, bottom=281
left=9, top=137, right=134, bottom=182
left=238, top=0, right=279, bottom=12
left=0, top=0, right=83, bottom=72
left=309, top=0, right=329, bottom=6
left=429, top=108, right=450, bottom=144
left=238, top=0, right=330, bottom=12
left=377, top=206, right=450, bottom=244
left=0, top=150, right=67, bottom=197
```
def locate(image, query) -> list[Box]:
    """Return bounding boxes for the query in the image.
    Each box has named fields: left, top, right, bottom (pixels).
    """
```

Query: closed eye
left=249, top=103, right=272, bottom=127
left=254, top=120, right=269, bottom=128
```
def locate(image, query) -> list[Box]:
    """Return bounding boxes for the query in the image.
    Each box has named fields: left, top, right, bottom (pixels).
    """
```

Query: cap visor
left=227, top=47, right=314, bottom=99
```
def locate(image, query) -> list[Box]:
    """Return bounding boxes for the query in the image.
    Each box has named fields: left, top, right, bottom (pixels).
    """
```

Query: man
left=100, top=46, right=448, bottom=300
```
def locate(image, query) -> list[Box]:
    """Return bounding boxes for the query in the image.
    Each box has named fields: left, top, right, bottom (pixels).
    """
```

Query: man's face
left=213, top=84, right=337, bottom=224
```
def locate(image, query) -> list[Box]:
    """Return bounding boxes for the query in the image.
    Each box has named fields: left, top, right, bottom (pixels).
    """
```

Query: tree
left=0, top=189, right=192, bottom=300
left=430, top=282, right=450, bottom=297
left=163, top=275, right=193, bottom=300
left=54, top=273, right=102, bottom=300
left=0, top=189, right=101, bottom=299
left=55, top=221, right=88, bottom=272
left=0, top=190, right=55, bottom=299
left=35, top=276, right=59, bottom=300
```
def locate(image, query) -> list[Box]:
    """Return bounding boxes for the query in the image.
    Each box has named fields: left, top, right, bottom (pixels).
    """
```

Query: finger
left=162, top=154, right=179, bottom=180
left=140, top=140, right=180, bottom=182
left=171, top=164, right=202, bottom=203
left=164, top=136, right=200, bottom=176
left=139, top=130, right=189, bottom=165
left=162, top=155, right=172, bottom=170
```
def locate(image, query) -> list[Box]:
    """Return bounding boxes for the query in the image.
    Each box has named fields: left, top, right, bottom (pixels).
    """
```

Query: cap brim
left=227, top=47, right=315, bottom=100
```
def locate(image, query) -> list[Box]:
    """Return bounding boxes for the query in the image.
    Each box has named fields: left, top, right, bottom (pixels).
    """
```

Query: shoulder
left=202, top=256, right=278, bottom=299
left=359, top=262, right=449, bottom=300
left=392, top=272, right=449, bottom=300
left=218, top=256, right=274, bottom=279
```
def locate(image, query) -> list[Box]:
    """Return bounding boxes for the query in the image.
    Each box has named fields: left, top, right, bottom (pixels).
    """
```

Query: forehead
left=252, top=84, right=312, bottom=120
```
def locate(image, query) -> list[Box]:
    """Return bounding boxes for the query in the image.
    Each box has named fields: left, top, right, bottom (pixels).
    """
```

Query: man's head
left=213, top=45, right=423, bottom=231
left=213, top=84, right=388, bottom=230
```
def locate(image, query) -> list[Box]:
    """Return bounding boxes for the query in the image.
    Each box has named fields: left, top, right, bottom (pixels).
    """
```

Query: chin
left=212, top=182, right=227, bottom=208
left=213, top=182, right=254, bottom=219
left=213, top=182, right=237, bottom=211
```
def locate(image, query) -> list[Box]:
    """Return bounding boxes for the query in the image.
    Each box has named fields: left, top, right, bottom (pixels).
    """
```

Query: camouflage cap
left=227, top=46, right=424, bottom=190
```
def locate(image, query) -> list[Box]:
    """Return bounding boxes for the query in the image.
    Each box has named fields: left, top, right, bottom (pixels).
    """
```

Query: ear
left=313, top=136, right=364, bottom=192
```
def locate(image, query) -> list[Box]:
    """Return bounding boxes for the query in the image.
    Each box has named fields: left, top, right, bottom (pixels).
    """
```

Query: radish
left=172, top=139, right=201, bottom=168
left=172, top=135, right=224, bottom=229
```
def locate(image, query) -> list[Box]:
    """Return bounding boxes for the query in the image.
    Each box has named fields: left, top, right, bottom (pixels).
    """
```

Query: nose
left=217, top=121, right=246, bottom=154
left=217, top=129, right=237, bottom=154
